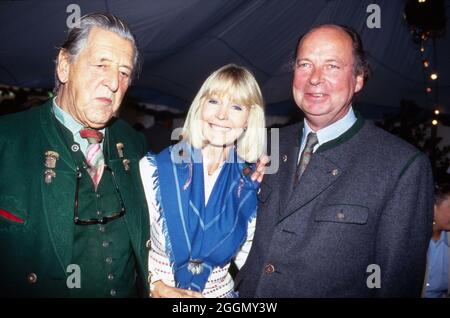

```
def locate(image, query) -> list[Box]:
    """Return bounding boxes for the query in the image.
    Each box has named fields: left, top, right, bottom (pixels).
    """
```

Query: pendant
left=187, top=259, right=204, bottom=275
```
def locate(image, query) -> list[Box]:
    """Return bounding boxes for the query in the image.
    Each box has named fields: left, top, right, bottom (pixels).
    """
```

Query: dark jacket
left=0, top=100, right=150, bottom=297
left=236, top=119, right=434, bottom=297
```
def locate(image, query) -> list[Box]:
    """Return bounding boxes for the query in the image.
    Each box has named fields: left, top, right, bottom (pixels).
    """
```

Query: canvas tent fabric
left=0, top=0, right=449, bottom=117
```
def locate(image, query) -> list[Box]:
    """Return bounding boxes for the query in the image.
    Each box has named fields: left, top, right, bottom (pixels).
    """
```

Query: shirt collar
left=52, top=97, right=84, bottom=136
left=52, top=97, right=105, bottom=136
left=442, top=231, right=450, bottom=247
left=302, top=106, right=357, bottom=148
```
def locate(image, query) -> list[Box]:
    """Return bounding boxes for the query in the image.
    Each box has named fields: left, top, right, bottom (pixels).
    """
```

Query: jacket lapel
left=278, top=152, right=342, bottom=223
left=276, top=117, right=364, bottom=223
left=278, top=123, right=302, bottom=214
left=106, top=125, right=148, bottom=275
left=39, top=101, right=77, bottom=273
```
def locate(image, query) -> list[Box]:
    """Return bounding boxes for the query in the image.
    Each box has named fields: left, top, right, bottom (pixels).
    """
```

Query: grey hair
left=54, top=12, right=140, bottom=93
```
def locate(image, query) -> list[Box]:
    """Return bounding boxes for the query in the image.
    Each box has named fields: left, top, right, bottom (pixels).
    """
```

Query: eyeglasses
left=74, top=165, right=126, bottom=225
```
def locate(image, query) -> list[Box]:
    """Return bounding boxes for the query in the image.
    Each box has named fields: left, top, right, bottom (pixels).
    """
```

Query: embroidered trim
left=146, top=152, right=175, bottom=265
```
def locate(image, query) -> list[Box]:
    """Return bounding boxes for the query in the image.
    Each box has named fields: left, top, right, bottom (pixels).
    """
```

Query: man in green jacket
left=0, top=13, right=150, bottom=297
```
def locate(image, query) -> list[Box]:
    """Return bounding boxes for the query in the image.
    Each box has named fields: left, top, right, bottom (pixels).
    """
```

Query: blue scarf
left=153, top=143, right=258, bottom=292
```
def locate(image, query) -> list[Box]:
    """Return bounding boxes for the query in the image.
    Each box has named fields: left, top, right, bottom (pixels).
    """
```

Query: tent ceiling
left=1, top=0, right=449, bottom=115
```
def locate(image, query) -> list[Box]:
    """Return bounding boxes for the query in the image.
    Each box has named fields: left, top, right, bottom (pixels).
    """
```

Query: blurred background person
left=423, top=178, right=450, bottom=298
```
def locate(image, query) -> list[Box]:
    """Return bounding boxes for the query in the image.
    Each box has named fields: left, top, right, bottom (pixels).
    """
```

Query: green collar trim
left=399, top=151, right=421, bottom=179
left=315, top=116, right=365, bottom=153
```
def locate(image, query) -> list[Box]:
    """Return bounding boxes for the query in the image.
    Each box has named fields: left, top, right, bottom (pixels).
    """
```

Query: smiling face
left=292, top=26, right=364, bottom=131
left=56, top=27, right=135, bottom=129
left=200, top=94, right=249, bottom=148
left=182, top=64, right=265, bottom=163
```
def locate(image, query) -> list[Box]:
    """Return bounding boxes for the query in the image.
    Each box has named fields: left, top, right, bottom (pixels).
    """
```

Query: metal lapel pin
left=44, top=151, right=59, bottom=183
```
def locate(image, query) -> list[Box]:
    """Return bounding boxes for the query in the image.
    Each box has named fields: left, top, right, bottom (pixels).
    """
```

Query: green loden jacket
left=0, top=100, right=150, bottom=297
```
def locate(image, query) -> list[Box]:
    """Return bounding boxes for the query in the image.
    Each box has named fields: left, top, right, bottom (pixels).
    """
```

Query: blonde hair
left=182, top=64, right=266, bottom=163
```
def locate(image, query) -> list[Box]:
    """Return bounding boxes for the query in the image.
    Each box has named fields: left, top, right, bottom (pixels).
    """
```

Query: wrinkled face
left=200, top=94, right=249, bottom=148
left=56, top=27, right=134, bottom=129
left=435, top=196, right=450, bottom=231
left=292, top=27, right=364, bottom=131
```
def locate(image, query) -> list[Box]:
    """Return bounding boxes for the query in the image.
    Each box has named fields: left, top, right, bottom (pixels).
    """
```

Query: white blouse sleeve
left=139, top=156, right=172, bottom=286
left=233, top=216, right=257, bottom=270
left=139, top=156, right=158, bottom=220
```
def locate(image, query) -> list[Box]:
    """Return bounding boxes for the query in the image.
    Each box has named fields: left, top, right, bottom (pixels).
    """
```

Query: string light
left=404, top=0, right=447, bottom=156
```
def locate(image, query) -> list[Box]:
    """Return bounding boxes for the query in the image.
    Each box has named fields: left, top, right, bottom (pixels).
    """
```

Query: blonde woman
left=139, top=64, right=266, bottom=298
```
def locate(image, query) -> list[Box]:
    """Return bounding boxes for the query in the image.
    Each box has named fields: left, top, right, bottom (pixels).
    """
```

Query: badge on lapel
left=44, top=151, right=59, bottom=184
left=116, top=142, right=130, bottom=171
left=116, top=143, right=124, bottom=158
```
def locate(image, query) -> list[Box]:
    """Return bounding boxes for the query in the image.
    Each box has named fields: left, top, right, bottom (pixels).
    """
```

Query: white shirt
left=202, top=156, right=224, bottom=204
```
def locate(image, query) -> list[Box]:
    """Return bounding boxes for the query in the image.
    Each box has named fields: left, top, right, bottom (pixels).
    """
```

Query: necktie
left=296, top=132, right=318, bottom=182
left=80, top=128, right=105, bottom=190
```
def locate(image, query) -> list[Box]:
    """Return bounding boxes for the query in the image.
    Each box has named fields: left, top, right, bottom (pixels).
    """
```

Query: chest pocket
left=314, top=204, right=369, bottom=225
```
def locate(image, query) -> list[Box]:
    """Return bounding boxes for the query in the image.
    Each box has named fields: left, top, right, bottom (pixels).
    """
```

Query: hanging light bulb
left=432, top=119, right=438, bottom=126
left=430, top=72, right=438, bottom=80
left=420, top=46, right=425, bottom=52
left=434, top=110, right=440, bottom=115
left=422, top=59, right=429, bottom=67
left=426, top=87, right=432, bottom=93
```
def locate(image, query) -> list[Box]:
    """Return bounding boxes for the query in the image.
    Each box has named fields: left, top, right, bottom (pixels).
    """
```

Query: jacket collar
left=39, top=100, right=77, bottom=272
